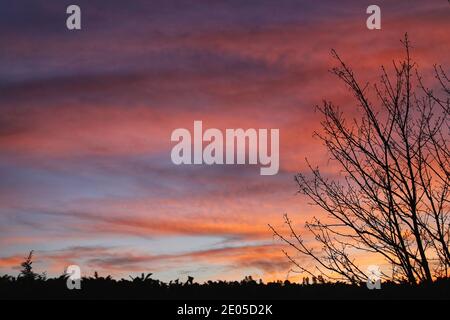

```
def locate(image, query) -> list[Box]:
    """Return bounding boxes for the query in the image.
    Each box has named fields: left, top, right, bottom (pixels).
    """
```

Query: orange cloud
left=0, top=255, right=23, bottom=269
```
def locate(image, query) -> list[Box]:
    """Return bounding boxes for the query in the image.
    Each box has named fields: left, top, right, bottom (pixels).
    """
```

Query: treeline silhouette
left=0, top=251, right=449, bottom=300
left=2, top=272, right=449, bottom=300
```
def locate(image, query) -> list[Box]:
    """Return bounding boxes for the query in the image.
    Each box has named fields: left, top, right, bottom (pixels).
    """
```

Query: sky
left=0, top=0, right=449, bottom=282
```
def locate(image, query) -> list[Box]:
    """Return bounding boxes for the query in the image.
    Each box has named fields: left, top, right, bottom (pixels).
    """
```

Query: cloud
left=0, top=243, right=292, bottom=281
left=0, top=255, right=23, bottom=269
left=0, top=0, right=449, bottom=281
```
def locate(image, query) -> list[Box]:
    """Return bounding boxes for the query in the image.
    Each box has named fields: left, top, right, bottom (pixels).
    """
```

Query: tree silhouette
left=19, top=251, right=36, bottom=280
left=270, top=35, right=449, bottom=284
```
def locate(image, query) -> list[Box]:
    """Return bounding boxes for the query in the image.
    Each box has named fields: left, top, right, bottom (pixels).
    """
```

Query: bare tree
left=270, top=35, right=449, bottom=285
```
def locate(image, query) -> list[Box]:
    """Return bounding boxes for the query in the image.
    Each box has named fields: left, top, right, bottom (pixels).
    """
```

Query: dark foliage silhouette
left=18, top=251, right=46, bottom=282
left=19, top=251, right=35, bottom=280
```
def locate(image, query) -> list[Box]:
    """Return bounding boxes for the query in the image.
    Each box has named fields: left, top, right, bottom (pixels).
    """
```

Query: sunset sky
left=0, top=0, right=449, bottom=282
